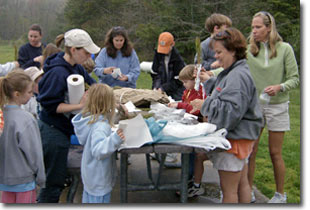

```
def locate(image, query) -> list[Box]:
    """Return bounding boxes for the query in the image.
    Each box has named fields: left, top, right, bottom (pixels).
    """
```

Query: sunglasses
left=214, top=30, right=231, bottom=40
left=261, top=11, right=271, bottom=23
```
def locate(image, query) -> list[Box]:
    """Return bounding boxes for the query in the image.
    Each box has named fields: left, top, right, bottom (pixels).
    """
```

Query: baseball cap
left=157, top=32, right=174, bottom=54
left=64, top=29, right=100, bottom=54
left=24, top=66, right=44, bottom=82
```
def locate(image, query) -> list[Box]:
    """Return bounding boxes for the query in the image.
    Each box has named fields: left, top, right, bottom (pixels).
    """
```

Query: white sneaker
left=165, top=153, right=178, bottom=163
left=188, top=183, right=205, bottom=197
left=268, top=192, right=287, bottom=203
left=251, top=190, right=256, bottom=203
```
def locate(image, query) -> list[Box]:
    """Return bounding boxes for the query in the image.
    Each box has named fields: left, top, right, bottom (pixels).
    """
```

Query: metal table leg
left=120, top=153, right=128, bottom=203
left=180, top=153, right=189, bottom=203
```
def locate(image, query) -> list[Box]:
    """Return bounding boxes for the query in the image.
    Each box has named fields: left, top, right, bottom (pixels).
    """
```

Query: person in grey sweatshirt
left=72, top=83, right=125, bottom=203
left=0, top=70, right=45, bottom=203
left=190, top=28, right=263, bottom=203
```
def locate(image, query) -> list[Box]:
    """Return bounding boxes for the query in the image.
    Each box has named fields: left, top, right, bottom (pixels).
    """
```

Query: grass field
left=0, top=42, right=301, bottom=203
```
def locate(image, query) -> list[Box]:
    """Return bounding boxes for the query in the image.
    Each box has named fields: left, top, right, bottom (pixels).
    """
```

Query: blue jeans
left=82, top=190, right=111, bottom=203
left=37, top=120, right=70, bottom=203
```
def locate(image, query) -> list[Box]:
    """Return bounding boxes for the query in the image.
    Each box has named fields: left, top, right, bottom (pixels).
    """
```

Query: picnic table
left=66, top=144, right=200, bottom=203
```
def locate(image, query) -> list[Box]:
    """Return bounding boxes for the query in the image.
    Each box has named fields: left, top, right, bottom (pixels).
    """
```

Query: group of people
left=0, top=10, right=299, bottom=204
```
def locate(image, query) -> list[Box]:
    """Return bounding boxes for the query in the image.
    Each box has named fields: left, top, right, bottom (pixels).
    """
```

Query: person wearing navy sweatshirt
left=18, top=24, right=45, bottom=69
left=36, top=29, right=100, bottom=203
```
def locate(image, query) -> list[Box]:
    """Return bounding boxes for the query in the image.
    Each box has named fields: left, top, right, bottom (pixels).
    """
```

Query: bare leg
left=193, top=153, right=208, bottom=184
left=238, top=164, right=251, bottom=203
left=268, top=131, right=285, bottom=194
left=248, top=128, right=264, bottom=189
left=218, top=170, right=242, bottom=203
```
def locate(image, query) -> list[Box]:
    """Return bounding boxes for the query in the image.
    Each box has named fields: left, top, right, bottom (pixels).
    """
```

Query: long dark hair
left=104, top=26, right=133, bottom=58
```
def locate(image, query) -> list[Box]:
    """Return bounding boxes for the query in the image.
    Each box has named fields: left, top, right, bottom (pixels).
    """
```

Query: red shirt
left=177, top=85, right=205, bottom=116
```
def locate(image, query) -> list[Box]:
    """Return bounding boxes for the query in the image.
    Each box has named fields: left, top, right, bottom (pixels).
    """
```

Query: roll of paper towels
left=67, top=74, right=84, bottom=114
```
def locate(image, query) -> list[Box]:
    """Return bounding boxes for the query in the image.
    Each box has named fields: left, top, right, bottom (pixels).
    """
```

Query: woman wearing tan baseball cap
left=36, top=29, right=100, bottom=203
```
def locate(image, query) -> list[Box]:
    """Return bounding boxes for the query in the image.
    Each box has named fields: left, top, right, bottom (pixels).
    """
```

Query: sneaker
left=188, top=184, right=205, bottom=197
left=219, top=190, right=223, bottom=202
left=175, top=178, right=194, bottom=196
left=268, top=192, right=287, bottom=203
left=251, top=190, right=256, bottom=203
left=165, top=153, right=178, bottom=163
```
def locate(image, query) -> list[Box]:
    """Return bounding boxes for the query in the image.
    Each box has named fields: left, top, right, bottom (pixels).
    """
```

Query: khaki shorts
left=208, top=151, right=248, bottom=172
left=260, top=101, right=290, bottom=131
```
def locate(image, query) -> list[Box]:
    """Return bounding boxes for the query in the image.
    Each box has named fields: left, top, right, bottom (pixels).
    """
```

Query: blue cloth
left=0, top=181, right=35, bottom=192
left=18, top=43, right=45, bottom=69
left=94, top=48, right=140, bottom=88
left=37, top=52, right=96, bottom=137
left=71, top=113, right=123, bottom=196
left=82, top=190, right=111, bottom=203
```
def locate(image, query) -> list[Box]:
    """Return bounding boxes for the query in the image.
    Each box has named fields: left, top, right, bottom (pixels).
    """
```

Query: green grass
left=0, top=42, right=300, bottom=203
left=254, top=88, right=300, bottom=203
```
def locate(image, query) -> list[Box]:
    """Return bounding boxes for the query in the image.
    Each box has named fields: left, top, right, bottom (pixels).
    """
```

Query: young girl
left=71, top=83, right=125, bottom=203
left=168, top=64, right=205, bottom=117
left=0, top=70, right=45, bottom=203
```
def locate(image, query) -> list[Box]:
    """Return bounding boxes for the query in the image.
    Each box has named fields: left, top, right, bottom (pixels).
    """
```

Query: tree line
left=0, top=0, right=300, bottom=65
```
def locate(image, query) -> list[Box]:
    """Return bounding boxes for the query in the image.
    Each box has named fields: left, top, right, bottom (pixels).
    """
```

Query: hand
left=13, top=61, right=20, bottom=68
left=168, top=102, right=178, bottom=108
left=210, top=60, right=221, bottom=69
left=118, top=74, right=128, bottom=81
left=79, top=90, right=89, bottom=109
left=264, top=85, right=281, bottom=96
left=103, top=67, right=115, bottom=74
left=190, top=99, right=204, bottom=114
left=117, top=129, right=126, bottom=141
left=199, top=70, right=211, bottom=82
left=34, top=55, right=44, bottom=65
left=153, top=88, right=164, bottom=94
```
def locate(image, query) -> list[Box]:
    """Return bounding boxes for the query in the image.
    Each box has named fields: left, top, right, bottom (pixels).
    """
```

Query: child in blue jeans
left=72, top=83, right=125, bottom=203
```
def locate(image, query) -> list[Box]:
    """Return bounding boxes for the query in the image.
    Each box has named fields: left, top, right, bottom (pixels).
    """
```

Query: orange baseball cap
left=157, top=32, right=174, bottom=54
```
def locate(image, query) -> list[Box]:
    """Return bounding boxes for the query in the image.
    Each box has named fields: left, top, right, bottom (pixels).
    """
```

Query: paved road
left=60, top=153, right=269, bottom=203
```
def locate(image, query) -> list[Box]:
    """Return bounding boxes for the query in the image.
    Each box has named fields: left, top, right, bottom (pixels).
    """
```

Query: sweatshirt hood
left=71, top=113, right=104, bottom=145
left=43, top=52, right=77, bottom=74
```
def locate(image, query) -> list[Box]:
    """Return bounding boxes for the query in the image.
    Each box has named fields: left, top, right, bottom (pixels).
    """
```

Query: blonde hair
left=81, top=83, right=116, bottom=126
left=0, top=69, right=33, bottom=108
left=205, top=13, right=232, bottom=33
left=82, top=57, right=95, bottom=74
left=179, top=65, right=195, bottom=81
left=249, top=11, right=283, bottom=58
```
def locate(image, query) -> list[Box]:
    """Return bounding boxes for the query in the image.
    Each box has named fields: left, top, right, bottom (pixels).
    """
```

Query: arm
left=18, top=45, right=41, bottom=69
left=0, top=61, right=19, bottom=76
left=18, top=118, right=46, bottom=187
left=120, top=50, right=140, bottom=85
left=264, top=44, right=299, bottom=96
left=90, top=123, right=124, bottom=160
left=282, top=44, right=299, bottom=91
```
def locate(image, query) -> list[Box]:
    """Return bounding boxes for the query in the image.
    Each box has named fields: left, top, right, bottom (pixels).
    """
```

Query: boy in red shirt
left=168, top=64, right=205, bottom=119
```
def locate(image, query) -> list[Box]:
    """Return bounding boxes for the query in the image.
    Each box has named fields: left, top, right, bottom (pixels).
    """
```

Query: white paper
left=118, top=114, right=153, bottom=150
left=111, top=68, right=122, bottom=78
left=67, top=74, right=84, bottom=114
left=124, top=101, right=141, bottom=112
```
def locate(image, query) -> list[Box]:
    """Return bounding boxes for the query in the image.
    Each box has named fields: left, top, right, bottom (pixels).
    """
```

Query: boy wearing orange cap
left=151, top=32, right=186, bottom=101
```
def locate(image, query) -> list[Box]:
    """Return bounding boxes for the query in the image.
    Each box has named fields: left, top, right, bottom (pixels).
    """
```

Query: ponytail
left=0, top=69, right=33, bottom=108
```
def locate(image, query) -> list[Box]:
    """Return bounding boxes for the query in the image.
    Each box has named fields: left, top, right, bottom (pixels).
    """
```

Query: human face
left=16, top=83, right=34, bottom=105
left=28, top=30, right=42, bottom=47
left=113, top=35, right=125, bottom=50
left=213, top=41, right=236, bottom=70
left=182, top=79, right=195, bottom=90
left=71, top=48, right=91, bottom=65
left=251, top=16, right=271, bottom=42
